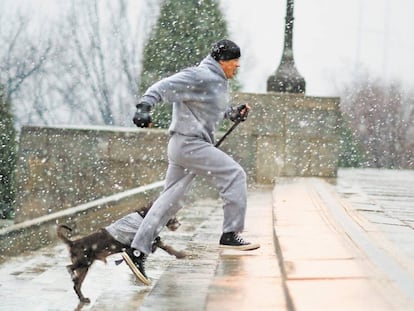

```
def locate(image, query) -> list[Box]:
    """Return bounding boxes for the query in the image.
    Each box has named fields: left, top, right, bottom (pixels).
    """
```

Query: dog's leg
left=66, top=264, right=89, bottom=302
left=155, top=239, right=187, bottom=259
left=73, top=266, right=90, bottom=303
left=66, top=265, right=76, bottom=280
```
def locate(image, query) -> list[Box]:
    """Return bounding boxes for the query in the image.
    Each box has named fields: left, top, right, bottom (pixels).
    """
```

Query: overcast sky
left=3, top=0, right=414, bottom=97
left=221, top=0, right=414, bottom=96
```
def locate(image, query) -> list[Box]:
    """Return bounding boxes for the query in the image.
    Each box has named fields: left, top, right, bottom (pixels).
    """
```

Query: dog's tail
left=56, top=224, right=74, bottom=247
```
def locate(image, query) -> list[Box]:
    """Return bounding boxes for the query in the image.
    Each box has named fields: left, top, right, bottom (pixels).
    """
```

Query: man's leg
left=131, top=164, right=194, bottom=254
left=171, top=137, right=247, bottom=232
left=170, top=137, right=259, bottom=250
left=122, top=161, right=194, bottom=285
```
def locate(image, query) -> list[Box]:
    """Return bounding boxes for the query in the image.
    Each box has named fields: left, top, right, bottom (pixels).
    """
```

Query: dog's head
left=165, top=217, right=181, bottom=231
left=137, top=202, right=181, bottom=231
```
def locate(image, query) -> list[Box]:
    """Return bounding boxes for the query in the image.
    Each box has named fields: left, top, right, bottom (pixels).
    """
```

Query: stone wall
left=231, top=92, right=341, bottom=183
left=14, top=126, right=170, bottom=223
left=13, top=92, right=341, bottom=222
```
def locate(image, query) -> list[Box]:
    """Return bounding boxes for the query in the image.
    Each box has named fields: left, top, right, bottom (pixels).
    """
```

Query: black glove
left=228, top=103, right=249, bottom=122
left=133, top=102, right=152, bottom=128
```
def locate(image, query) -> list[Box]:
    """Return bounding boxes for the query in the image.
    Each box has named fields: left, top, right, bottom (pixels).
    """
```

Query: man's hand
left=133, top=102, right=152, bottom=128
left=229, top=103, right=250, bottom=122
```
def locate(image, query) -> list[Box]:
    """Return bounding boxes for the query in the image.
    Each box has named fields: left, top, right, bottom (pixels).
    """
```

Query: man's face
left=219, top=58, right=240, bottom=79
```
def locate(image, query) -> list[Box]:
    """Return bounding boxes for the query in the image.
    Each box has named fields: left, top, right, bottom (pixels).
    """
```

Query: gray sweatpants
left=130, top=133, right=247, bottom=254
left=105, top=212, right=144, bottom=246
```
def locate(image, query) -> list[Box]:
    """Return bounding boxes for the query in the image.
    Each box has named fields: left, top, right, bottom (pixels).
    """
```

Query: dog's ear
left=166, top=217, right=181, bottom=231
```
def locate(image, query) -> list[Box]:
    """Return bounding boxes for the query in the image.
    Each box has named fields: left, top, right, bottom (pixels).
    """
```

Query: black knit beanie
left=210, top=39, right=241, bottom=61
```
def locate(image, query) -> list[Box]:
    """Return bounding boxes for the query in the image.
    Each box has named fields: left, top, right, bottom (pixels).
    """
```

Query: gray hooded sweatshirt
left=139, top=55, right=231, bottom=144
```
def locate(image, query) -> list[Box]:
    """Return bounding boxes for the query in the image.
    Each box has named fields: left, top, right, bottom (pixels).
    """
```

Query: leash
left=215, top=104, right=249, bottom=148
left=214, top=121, right=241, bottom=148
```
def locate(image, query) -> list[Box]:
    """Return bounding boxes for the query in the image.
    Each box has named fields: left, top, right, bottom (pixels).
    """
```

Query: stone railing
left=0, top=181, right=164, bottom=261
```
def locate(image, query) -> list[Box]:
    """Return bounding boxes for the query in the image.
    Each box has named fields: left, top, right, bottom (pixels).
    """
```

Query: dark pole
left=267, top=0, right=306, bottom=93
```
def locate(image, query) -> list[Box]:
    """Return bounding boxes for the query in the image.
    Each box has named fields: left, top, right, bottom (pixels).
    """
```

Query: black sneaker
left=219, top=232, right=260, bottom=251
left=122, top=248, right=151, bottom=285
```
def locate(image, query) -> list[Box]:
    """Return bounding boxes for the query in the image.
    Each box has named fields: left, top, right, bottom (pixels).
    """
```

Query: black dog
left=57, top=205, right=185, bottom=303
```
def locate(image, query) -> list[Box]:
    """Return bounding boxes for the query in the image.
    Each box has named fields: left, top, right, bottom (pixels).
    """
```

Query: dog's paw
left=175, top=251, right=187, bottom=259
left=80, top=297, right=91, bottom=304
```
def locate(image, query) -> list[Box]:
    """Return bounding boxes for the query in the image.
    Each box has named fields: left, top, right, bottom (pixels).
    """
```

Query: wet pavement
left=0, top=168, right=414, bottom=310
left=337, top=168, right=414, bottom=261
left=274, top=173, right=414, bottom=311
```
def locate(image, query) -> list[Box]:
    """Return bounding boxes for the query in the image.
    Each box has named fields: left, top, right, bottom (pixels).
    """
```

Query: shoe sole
left=219, top=243, right=261, bottom=251
left=122, top=252, right=151, bottom=286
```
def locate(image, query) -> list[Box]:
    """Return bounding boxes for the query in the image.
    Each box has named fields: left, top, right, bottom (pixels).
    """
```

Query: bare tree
left=0, top=11, right=53, bottom=123
left=340, top=74, right=414, bottom=169
left=1, top=0, right=160, bottom=127
left=45, top=0, right=160, bottom=126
